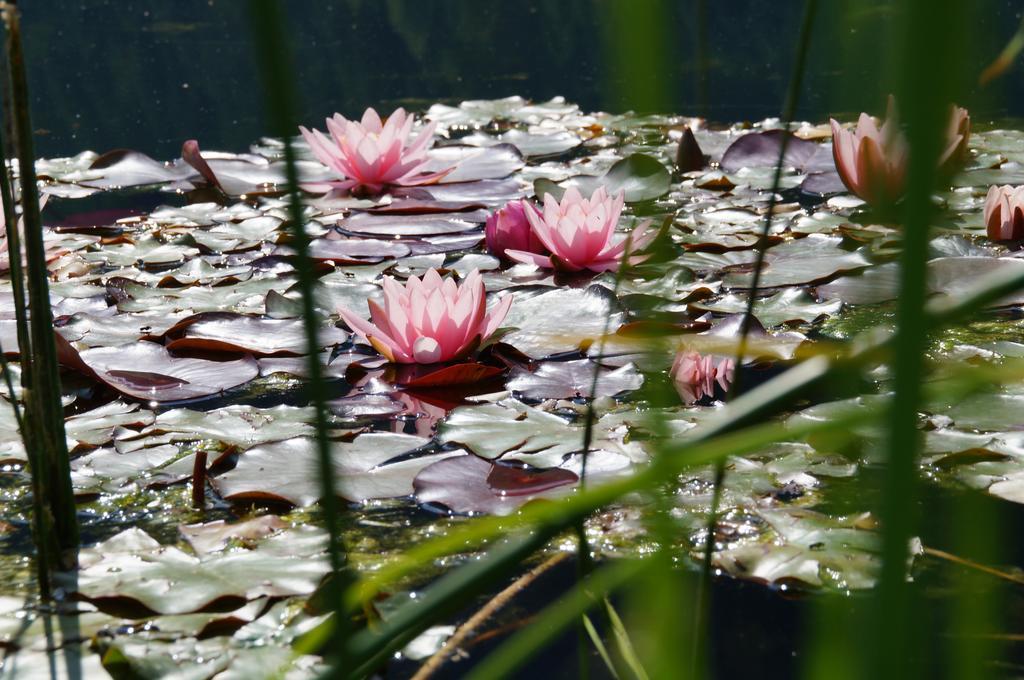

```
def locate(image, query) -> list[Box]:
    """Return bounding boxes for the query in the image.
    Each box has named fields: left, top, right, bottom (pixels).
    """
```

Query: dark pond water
left=21, top=0, right=1024, bottom=159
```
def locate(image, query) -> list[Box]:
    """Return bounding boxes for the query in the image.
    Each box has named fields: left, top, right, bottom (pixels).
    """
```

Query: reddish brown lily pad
left=720, top=130, right=821, bottom=173
left=390, top=362, right=505, bottom=389
left=413, top=454, right=578, bottom=515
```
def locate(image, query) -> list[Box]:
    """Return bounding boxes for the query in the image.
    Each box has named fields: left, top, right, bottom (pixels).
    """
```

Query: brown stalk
left=191, top=450, right=208, bottom=510
left=410, top=552, right=571, bottom=680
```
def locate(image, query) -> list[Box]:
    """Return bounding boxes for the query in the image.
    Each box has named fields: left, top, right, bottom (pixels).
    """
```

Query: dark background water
left=18, top=0, right=1024, bottom=158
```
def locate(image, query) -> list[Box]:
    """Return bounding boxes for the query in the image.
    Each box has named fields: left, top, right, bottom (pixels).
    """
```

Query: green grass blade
left=874, top=1, right=963, bottom=677
left=463, top=561, right=646, bottom=680
left=3, top=3, right=78, bottom=580
left=246, top=0, right=355, bottom=667
left=343, top=530, right=558, bottom=678
left=583, top=614, right=620, bottom=680
left=604, top=599, right=649, bottom=680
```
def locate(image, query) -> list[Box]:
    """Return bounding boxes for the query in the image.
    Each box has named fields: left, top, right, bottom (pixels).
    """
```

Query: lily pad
left=500, top=285, right=624, bottom=358
left=437, top=398, right=646, bottom=468
left=691, top=288, right=842, bottom=326
left=81, top=149, right=195, bottom=189
left=424, top=144, right=526, bottom=183
left=161, top=312, right=348, bottom=356
left=413, top=454, right=578, bottom=515
left=719, top=130, right=822, bottom=173
left=535, top=153, right=671, bottom=203
left=506, top=359, right=644, bottom=400
left=69, top=341, right=259, bottom=402
left=213, top=433, right=461, bottom=506
left=723, top=235, right=871, bottom=289
left=67, top=526, right=329, bottom=615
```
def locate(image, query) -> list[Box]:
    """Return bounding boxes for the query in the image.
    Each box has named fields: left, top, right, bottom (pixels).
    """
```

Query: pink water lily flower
left=506, top=187, right=638, bottom=272
left=337, top=268, right=512, bottom=364
left=485, top=199, right=547, bottom=260
left=830, top=100, right=970, bottom=207
left=299, top=107, right=450, bottom=194
left=671, top=350, right=735, bottom=405
left=984, top=185, right=1024, bottom=241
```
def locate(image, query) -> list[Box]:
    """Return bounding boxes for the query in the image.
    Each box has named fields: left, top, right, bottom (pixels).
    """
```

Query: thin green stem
left=247, top=0, right=353, bottom=670
left=3, top=3, right=78, bottom=581
left=874, top=1, right=961, bottom=677
left=691, top=0, right=818, bottom=671
left=575, top=232, right=637, bottom=678
left=0, top=23, right=27, bottom=391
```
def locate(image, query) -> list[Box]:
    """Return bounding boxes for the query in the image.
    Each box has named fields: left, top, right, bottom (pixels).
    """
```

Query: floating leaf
left=500, top=285, right=624, bottom=358
left=424, top=144, right=526, bottom=183
left=506, top=359, right=644, bottom=400
left=182, top=140, right=334, bottom=196
left=161, top=312, right=348, bottom=356
left=412, top=455, right=577, bottom=515
left=213, top=433, right=461, bottom=506
left=69, top=341, right=259, bottom=402
left=713, top=508, right=886, bottom=590
left=816, top=263, right=900, bottom=305
left=129, top=404, right=316, bottom=449
left=691, top=288, right=842, bottom=326
left=723, top=235, right=871, bottom=289
left=67, top=526, right=329, bottom=615
left=928, top=257, right=1024, bottom=307
left=391, top=362, right=506, bottom=388
left=82, top=149, right=195, bottom=188
left=437, top=398, right=646, bottom=468
left=338, top=211, right=486, bottom=237
left=180, top=516, right=288, bottom=556
left=719, top=130, right=821, bottom=173
left=535, top=153, right=671, bottom=203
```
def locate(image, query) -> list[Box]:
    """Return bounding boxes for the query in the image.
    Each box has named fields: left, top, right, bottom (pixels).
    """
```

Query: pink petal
left=481, top=293, right=514, bottom=339
left=412, top=336, right=443, bottom=363
left=505, top=249, right=556, bottom=269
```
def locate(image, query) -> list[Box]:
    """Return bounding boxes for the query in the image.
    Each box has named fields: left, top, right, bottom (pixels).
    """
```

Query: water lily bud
left=830, top=99, right=970, bottom=208
left=830, top=112, right=907, bottom=208
left=942, top=104, right=971, bottom=173
left=984, top=185, right=1024, bottom=241
left=675, top=126, right=705, bottom=173
left=485, top=199, right=547, bottom=260
left=670, top=350, right=735, bottom=405
left=337, top=268, right=512, bottom=365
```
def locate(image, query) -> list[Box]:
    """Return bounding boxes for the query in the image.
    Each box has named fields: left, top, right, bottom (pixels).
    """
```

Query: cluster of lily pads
left=2, top=95, right=1024, bottom=674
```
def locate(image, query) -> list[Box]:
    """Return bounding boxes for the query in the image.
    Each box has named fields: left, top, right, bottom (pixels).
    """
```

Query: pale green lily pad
left=213, top=433, right=462, bottom=506
left=713, top=508, right=890, bottom=590
left=691, top=288, right=842, bottom=326
left=501, top=285, right=624, bottom=358
left=66, top=525, right=329, bottom=615
left=437, top=398, right=647, bottom=468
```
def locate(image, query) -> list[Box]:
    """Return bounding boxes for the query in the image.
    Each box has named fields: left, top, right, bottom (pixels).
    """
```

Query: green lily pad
left=213, top=433, right=462, bottom=506
left=534, top=153, right=671, bottom=203
left=66, top=525, right=329, bottom=616
left=691, top=288, right=842, bottom=327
